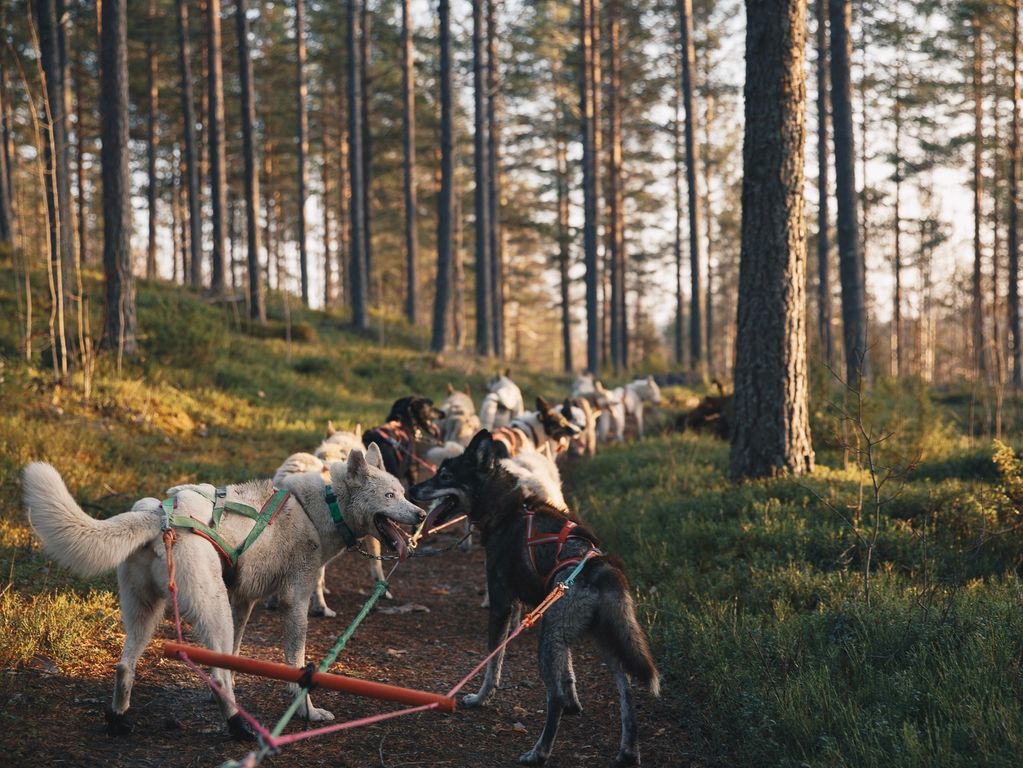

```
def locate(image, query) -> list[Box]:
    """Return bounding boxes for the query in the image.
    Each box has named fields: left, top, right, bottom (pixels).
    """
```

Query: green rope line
left=270, top=578, right=391, bottom=739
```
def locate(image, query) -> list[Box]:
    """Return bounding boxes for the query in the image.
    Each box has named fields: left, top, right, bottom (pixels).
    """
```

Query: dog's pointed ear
left=347, top=448, right=368, bottom=480
left=504, top=367, right=511, bottom=378
left=326, top=420, right=336, bottom=437
left=364, top=442, right=385, bottom=470
left=447, top=382, right=455, bottom=394
left=463, top=383, right=471, bottom=396
left=354, top=423, right=363, bottom=439
left=536, top=395, right=551, bottom=413
left=467, top=430, right=495, bottom=471
left=563, top=397, right=573, bottom=413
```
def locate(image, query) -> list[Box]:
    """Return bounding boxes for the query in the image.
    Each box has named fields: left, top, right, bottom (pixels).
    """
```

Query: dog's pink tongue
left=388, top=519, right=410, bottom=562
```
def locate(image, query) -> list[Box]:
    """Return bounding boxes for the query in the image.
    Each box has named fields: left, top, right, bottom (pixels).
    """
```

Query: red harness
left=524, top=506, right=601, bottom=592
left=369, top=421, right=438, bottom=476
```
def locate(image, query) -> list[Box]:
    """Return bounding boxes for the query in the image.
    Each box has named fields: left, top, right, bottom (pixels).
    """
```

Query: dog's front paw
left=226, top=713, right=258, bottom=741
left=613, top=748, right=640, bottom=767
left=105, top=707, right=133, bottom=736
left=298, top=704, right=335, bottom=722
left=461, top=690, right=492, bottom=708
left=383, top=589, right=394, bottom=600
left=518, top=747, right=549, bottom=766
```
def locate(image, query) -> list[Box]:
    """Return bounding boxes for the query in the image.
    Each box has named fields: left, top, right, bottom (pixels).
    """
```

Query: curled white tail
left=22, top=462, right=161, bottom=578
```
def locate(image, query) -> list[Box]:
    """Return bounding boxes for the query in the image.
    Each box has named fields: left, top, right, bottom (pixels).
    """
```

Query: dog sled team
left=21, top=369, right=663, bottom=766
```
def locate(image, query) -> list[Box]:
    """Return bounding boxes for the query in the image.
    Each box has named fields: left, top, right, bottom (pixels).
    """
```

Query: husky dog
left=595, top=382, right=628, bottom=443
left=479, top=370, right=525, bottom=431
left=363, top=396, right=445, bottom=487
left=273, top=427, right=390, bottom=614
left=554, top=397, right=599, bottom=458
left=621, top=377, right=662, bottom=439
left=491, top=396, right=581, bottom=462
left=437, top=383, right=480, bottom=445
left=21, top=445, right=424, bottom=739
left=410, top=432, right=660, bottom=766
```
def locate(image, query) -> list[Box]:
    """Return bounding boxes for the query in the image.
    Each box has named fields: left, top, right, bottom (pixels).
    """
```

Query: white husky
left=479, top=371, right=525, bottom=431
left=21, top=445, right=423, bottom=740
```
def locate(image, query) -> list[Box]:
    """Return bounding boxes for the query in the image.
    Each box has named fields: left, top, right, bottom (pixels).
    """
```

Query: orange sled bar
left=162, top=642, right=456, bottom=712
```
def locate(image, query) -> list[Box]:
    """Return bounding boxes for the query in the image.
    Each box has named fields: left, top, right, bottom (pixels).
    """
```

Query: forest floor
left=1, top=524, right=686, bottom=768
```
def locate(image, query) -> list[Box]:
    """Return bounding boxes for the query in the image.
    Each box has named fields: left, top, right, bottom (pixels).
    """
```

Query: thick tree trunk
left=146, top=0, right=159, bottom=280
left=295, top=0, right=310, bottom=305
left=487, top=0, right=504, bottom=356
left=679, top=0, right=704, bottom=372
left=829, top=0, right=868, bottom=383
left=100, top=0, right=137, bottom=357
left=608, top=0, right=626, bottom=373
left=235, top=0, right=265, bottom=322
left=431, top=0, right=455, bottom=351
left=581, top=0, right=600, bottom=372
left=730, top=0, right=814, bottom=479
left=347, top=0, right=368, bottom=329
left=1011, top=0, right=1021, bottom=387
left=37, top=0, right=75, bottom=369
left=815, top=0, right=833, bottom=367
left=175, top=0, right=203, bottom=289
left=973, top=21, right=986, bottom=378
left=207, top=0, right=228, bottom=295
left=473, top=0, right=493, bottom=356
left=401, top=0, right=419, bottom=324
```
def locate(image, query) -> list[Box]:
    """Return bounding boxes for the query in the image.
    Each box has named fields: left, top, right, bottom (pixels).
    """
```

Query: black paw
left=612, top=748, right=640, bottom=767
left=105, top=707, right=133, bottom=736
left=563, top=700, right=583, bottom=716
left=227, top=713, right=258, bottom=741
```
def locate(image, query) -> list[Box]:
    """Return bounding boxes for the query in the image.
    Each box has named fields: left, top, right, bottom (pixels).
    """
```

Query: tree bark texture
left=829, top=0, right=868, bottom=383
left=235, top=0, right=265, bottom=321
left=401, top=0, right=419, bottom=324
left=100, top=0, right=137, bottom=356
left=175, top=0, right=203, bottom=289
left=679, top=0, right=704, bottom=372
left=581, top=0, right=600, bottom=372
left=815, top=0, right=833, bottom=368
left=295, top=0, right=310, bottom=305
left=207, top=0, right=228, bottom=294
left=972, top=20, right=985, bottom=377
left=1011, top=0, right=1022, bottom=387
left=473, top=0, right=493, bottom=356
left=730, top=0, right=814, bottom=479
left=486, top=0, right=504, bottom=356
left=347, top=0, right=368, bottom=329
left=431, top=0, right=454, bottom=351
left=146, top=0, right=159, bottom=280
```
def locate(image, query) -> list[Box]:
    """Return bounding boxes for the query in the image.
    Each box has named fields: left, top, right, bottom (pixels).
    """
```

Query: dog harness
left=367, top=420, right=438, bottom=477
left=524, top=505, right=602, bottom=592
left=492, top=425, right=529, bottom=457
left=161, top=486, right=292, bottom=585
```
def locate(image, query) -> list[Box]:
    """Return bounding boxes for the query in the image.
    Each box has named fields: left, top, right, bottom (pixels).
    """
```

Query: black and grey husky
left=409, top=430, right=660, bottom=766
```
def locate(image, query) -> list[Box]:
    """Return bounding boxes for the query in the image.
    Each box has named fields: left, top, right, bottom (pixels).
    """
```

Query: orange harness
left=492, top=426, right=528, bottom=457
left=523, top=506, right=602, bottom=592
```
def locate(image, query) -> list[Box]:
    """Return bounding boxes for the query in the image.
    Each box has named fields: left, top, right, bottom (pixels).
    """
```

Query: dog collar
left=324, top=486, right=358, bottom=549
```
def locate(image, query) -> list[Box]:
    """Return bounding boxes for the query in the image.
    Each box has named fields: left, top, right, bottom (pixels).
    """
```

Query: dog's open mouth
left=374, top=514, right=413, bottom=561
left=421, top=495, right=458, bottom=532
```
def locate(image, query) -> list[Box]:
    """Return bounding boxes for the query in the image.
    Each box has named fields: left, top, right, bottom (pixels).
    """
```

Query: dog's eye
left=385, top=492, right=396, bottom=500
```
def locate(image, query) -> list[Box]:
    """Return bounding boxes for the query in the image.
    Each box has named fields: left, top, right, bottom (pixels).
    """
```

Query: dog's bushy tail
left=594, top=566, right=661, bottom=696
left=22, top=462, right=161, bottom=578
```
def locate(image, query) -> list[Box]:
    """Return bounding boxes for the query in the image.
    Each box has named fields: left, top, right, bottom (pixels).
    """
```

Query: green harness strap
left=161, top=486, right=292, bottom=584
left=324, top=486, right=358, bottom=549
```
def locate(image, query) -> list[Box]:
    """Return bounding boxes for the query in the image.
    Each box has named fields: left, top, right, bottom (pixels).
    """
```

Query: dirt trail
left=3, top=531, right=685, bottom=767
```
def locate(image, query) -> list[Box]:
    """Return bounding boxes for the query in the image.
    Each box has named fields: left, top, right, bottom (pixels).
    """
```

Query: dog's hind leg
left=609, top=658, right=640, bottom=767
left=562, top=649, right=582, bottom=715
left=107, top=556, right=165, bottom=735
left=309, top=566, right=338, bottom=616
left=279, top=586, right=334, bottom=722
left=518, top=626, right=570, bottom=766
left=462, top=596, right=520, bottom=708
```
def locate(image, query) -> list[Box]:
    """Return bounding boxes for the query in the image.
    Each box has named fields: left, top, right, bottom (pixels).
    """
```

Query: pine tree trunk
left=37, top=0, right=75, bottom=370
left=146, top=0, right=159, bottom=280
left=431, top=0, right=454, bottom=351
left=0, top=54, right=13, bottom=246
left=337, top=115, right=349, bottom=306
left=360, top=1, right=373, bottom=301
left=100, top=0, right=137, bottom=358
left=581, top=0, right=600, bottom=372
left=702, top=86, right=715, bottom=374
left=235, top=0, right=264, bottom=322
left=730, top=0, right=814, bottom=479
left=673, top=48, right=686, bottom=366
left=207, top=0, right=228, bottom=295
left=401, top=0, right=418, bottom=324
left=1011, top=0, right=1022, bottom=387
left=829, top=0, right=868, bottom=383
left=295, top=0, right=310, bottom=305
left=323, top=120, right=334, bottom=307
left=73, top=49, right=88, bottom=266
left=973, top=20, right=986, bottom=378
left=556, top=128, right=573, bottom=374
left=175, top=0, right=202, bottom=289
left=679, top=0, right=705, bottom=373
left=473, top=0, right=493, bottom=356
left=815, top=0, right=833, bottom=367
left=892, top=62, right=903, bottom=378
left=608, top=0, right=626, bottom=373
left=347, top=0, right=368, bottom=329
left=486, top=0, right=504, bottom=356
